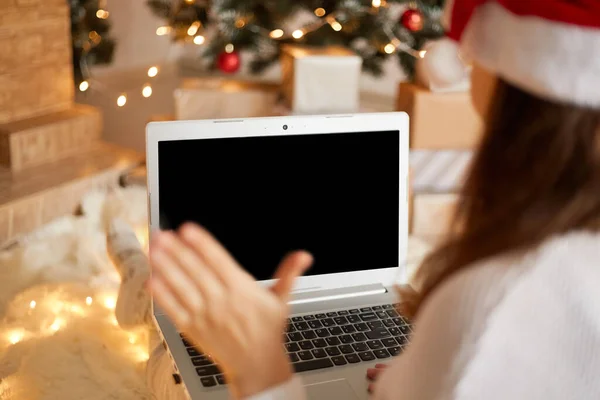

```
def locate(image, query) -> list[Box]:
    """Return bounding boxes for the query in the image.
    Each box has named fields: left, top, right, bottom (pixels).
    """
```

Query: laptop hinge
left=288, top=284, right=387, bottom=305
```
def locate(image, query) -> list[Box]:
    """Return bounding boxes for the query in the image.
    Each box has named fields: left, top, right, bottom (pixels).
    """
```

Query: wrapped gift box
left=396, top=82, right=482, bottom=149
left=281, top=44, right=362, bottom=114
left=174, top=77, right=280, bottom=120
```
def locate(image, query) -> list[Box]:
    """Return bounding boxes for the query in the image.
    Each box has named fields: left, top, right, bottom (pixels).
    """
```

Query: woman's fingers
left=366, top=363, right=388, bottom=381
left=148, top=275, right=191, bottom=328
left=152, top=230, right=221, bottom=297
left=179, top=223, right=253, bottom=284
left=270, top=251, right=313, bottom=303
left=149, top=245, right=205, bottom=317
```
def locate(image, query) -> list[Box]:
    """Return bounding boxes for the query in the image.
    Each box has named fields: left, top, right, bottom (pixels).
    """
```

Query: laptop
left=146, top=112, right=410, bottom=400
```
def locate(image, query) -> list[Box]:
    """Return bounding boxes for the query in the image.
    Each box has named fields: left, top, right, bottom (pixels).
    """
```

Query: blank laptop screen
left=158, top=130, right=399, bottom=281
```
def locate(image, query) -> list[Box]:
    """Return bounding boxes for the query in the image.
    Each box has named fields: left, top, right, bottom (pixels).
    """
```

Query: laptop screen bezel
left=146, top=113, right=409, bottom=301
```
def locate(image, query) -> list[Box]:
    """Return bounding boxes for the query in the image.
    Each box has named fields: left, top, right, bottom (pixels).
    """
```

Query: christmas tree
left=147, top=0, right=445, bottom=78
left=69, top=0, right=116, bottom=84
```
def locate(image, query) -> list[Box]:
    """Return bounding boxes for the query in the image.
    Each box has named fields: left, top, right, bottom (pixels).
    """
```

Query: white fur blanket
left=0, top=186, right=432, bottom=400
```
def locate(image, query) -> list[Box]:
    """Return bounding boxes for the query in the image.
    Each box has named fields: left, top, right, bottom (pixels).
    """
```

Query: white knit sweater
left=249, top=231, right=600, bottom=400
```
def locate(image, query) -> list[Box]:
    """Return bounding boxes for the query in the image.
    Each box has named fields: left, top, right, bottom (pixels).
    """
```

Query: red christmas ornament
left=400, top=8, right=424, bottom=32
left=217, top=50, right=241, bottom=73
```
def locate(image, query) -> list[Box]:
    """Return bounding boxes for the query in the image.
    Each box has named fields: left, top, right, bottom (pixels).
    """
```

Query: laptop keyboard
left=180, top=304, right=412, bottom=388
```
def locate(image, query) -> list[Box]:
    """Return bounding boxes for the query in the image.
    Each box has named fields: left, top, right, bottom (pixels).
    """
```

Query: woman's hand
left=147, top=223, right=313, bottom=398
left=367, top=364, right=388, bottom=393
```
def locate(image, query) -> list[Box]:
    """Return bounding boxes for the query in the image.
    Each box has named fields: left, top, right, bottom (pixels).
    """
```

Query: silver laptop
left=146, top=112, right=410, bottom=400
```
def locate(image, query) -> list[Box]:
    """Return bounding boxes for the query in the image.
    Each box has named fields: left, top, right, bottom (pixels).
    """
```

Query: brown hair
left=402, top=79, right=600, bottom=317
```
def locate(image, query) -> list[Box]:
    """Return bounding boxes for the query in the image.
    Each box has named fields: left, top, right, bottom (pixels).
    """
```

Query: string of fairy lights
left=79, top=0, right=426, bottom=107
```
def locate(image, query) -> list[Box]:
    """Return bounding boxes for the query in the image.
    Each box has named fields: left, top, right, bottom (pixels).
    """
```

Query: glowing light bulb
left=156, top=26, right=171, bottom=36
left=96, top=9, right=109, bottom=19
left=269, top=29, right=284, bottom=39
left=185, top=0, right=194, bottom=3
left=292, top=29, right=304, bottom=39
left=330, top=20, right=342, bottom=31
left=187, top=21, right=200, bottom=36
left=235, top=19, right=245, bottom=28
left=314, top=8, right=326, bottom=17
left=225, top=43, right=234, bottom=53
left=79, top=80, right=89, bottom=92
left=29, top=300, right=36, bottom=309
left=384, top=43, right=396, bottom=54
left=147, top=66, right=159, bottom=78
left=104, top=296, right=117, bottom=309
left=86, top=297, right=93, bottom=306
left=419, top=50, right=427, bottom=58
left=117, top=95, right=127, bottom=107
left=372, top=0, right=382, bottom=7
left=8, top=331, right=23, bottom=344
left=50, top=319, right=63, bottom=332
left=142, top=85, right=153, bottom=98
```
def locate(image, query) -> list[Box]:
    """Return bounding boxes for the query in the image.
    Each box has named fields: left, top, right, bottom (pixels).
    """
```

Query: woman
left=147, top=1, right=600, bottom=399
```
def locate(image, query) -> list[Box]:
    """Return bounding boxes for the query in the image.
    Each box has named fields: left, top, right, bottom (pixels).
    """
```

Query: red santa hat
left=442, top=0, right=600, bottom=108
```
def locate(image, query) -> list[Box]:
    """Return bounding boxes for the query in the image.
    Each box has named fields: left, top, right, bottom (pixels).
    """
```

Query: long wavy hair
left=402, top=79, right=600, bottom=318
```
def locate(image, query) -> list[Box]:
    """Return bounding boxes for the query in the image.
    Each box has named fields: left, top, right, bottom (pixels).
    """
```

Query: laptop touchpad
left=306, top=379, right=360, bottom=400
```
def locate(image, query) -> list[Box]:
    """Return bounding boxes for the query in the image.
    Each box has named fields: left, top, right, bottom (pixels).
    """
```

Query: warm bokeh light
left=50, top=318, right=63, bottom=332
left=225, top=43, right=234, bottom=53
left=314, top=7, right=326, bottom=17
left=142, top=85, right=153, bottom=98
left=269, top=29, right=284, bottom=39
left=156, top=26, right=171, bottom=36
left=419, top=50, right=427, bottom=58
left=78, top=80, right=89, bottom=92
left=193, top=35, right=205, bottom=45
left=372, top=0, right=382, bottom=7
left=384, top=43, right=396, bottom=54
left=292, top=29, right=304, bottom=39
left=117, top=95, right=127, bottom=107
left=235, top=19, right=246, bottom=28
left=147, top=66, right=159, bottom=77
left=96, top=9, right=109, bottom=19
left=29, top=300, right=36, bottom=309
left=104, top=296, right=117, bottom=309
left=187, top=21, right=200, bottom=36
left=86, top=296, right=93, bottom=306
left=330, top=20, right=342, bottom=31
left=8, top=330, right=24, bottom=345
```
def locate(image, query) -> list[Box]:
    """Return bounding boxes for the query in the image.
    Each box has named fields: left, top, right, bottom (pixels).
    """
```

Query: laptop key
left=383, top=319, right=395, bottom=328
left=338, top=310, right=349, bottom=316
left=332, top=356, right=347, bottom=366
left=352, top=333, right=367, bottom=342
left=340, top=335, right=354, bottom=344
left=289, top=332, right=303, bottom=341
left=374, top=349, right=391, bottom=359
left=200, top=376, right=217, bottom=387
left=315, top=313, right=327, bottom=319
left=326, top=312, right=338, bottom=317
left=389, top=346, right=401, bottom=356
left=354, top=323, right=369, bottom=332
left=293, top=358, right=334, bottom=372
left=334, top=317, right=349, bottom=325
left=352, top=342, right=368, bottom=352
left=368, top=321, right=384, bottom=329
left=191, top=357, right=213, bottom=367
left=358, top=351, right=376, bottom=361
left=315, top=329, right=330, bottom=337
left=400, top=326, right=412, bottom=335
left=295, top=322, right=309, bottom=331
left=298, top=351, right=314, bottom=360
left=383, top=304, right=393, bottom=309
left=312, top=339, right=327, bottom=348
left=372, top=306, right=382, bottom=310
left=292, top=317, right=304, bottom=322
left=376, top=311, right=388, bottom=319
left=366, top=328, right=391, bottom=340
left=328, top=327, right=343, bottom=336
left=308, top=320, right=323, bottom=329
left=326, top=337, right=341, bottom=346
left=360, top=313, right=377, bottom=321
left=342, top=325, right=356, bottom=334
left=286, top=343, right=300, bottom=352
left=215, top=375, right=226, bottom=385
left=286, top=324, right=296, bottom=333
left=187, top=348, right=201, bottom=357
left=321, top=318, right=335, bottom=327
left=289, top=353, right=300, bottom=362
left=182, top=339, right=194, bottom=347
left=196, top=365, right=220, bottom=376
left=382, top=338, right=397, bottom=347
left=389, top=328, right=401, bottom=336
left=347, top=315, right=361, bottom=323
left=302, top=330, right=317, bottom=340
left=303, top=315, right=316, bottom=321
left=349, top=309, right=360, bottom=314
left=360, top=307, right=372, bottom=312
left=299, top=341, right=314, bottom=350
left=367, top=340, right=383, bottom=350
left=386, top=310, right=399, bottom=318
left=326, top=347, right=341, bottom=356
left=396, top=336, right=408, bottom=346
left=339, top=344, right=354, bottom=354
left=345, top=354, right=361, bottom=363
left=312, top=349, right=328, bottom=358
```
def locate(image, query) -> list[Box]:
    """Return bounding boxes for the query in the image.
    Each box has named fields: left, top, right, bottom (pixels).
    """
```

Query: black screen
left=158, top=131, right=399, bottom=281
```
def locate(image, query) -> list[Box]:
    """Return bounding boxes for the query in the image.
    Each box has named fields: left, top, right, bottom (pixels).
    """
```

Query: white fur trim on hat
left=459, top=2, right=600, bottom=108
